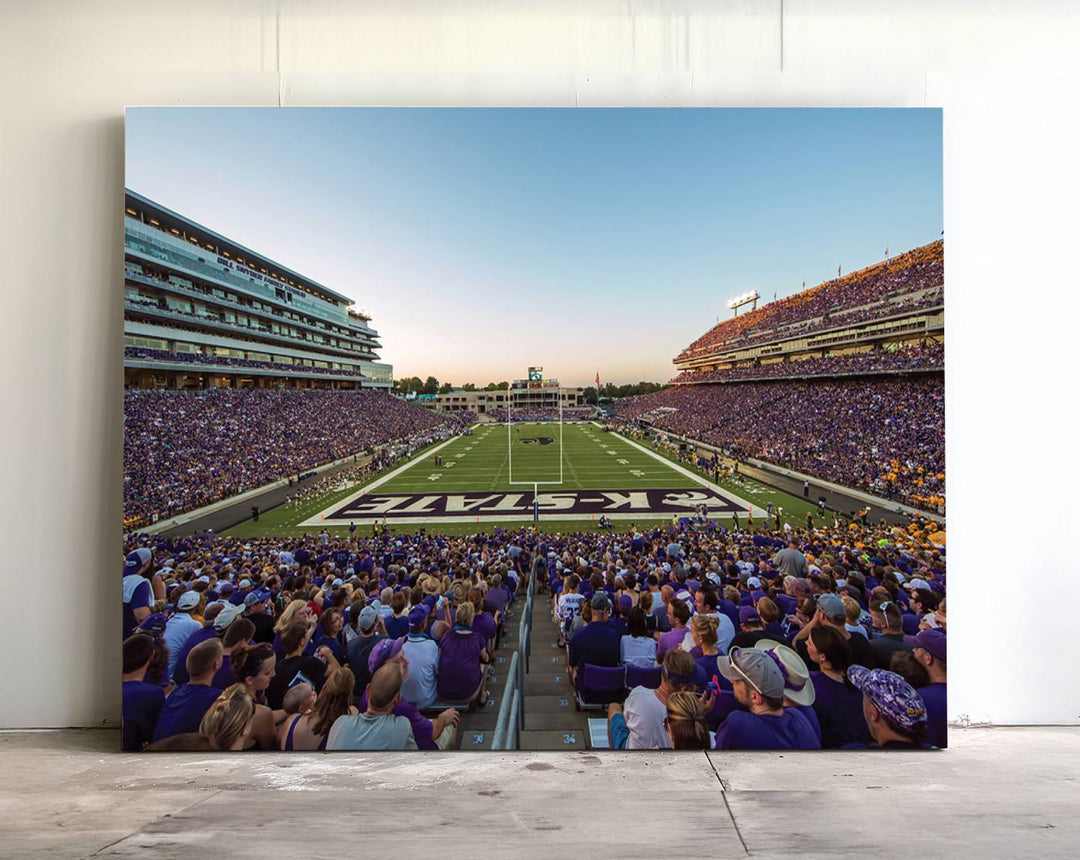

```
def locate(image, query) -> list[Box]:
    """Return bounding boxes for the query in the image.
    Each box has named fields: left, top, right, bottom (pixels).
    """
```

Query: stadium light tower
left=727, top=289, right=759, bottom=316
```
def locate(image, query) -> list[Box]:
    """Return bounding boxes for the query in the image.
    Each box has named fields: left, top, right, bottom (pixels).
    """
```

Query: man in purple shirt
left=568, top=593, right=622, bottom=690
left=713, top=647, right=820, bottom=750
left=151, top=639, right=225, bottom=743
left=905, top=628, right=947, bottom=748
left=122, top=633, right=165, bottom=751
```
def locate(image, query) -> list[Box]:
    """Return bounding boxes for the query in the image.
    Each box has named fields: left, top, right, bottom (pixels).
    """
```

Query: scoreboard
left=528, top=366, right=543, bottom=389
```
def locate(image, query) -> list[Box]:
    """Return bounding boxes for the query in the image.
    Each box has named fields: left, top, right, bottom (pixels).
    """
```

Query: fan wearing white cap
left=163, top=590, right=204, bottom=678
left=713, top=647, right=821, bottom=750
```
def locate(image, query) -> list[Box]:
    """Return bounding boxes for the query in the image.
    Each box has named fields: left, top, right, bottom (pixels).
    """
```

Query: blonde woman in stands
left=200, top=684, right=257, bottom=751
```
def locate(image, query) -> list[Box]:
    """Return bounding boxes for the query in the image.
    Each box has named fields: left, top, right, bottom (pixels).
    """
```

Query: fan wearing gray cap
left=567, top=592, right=621, bottom=691
left=791, top=592, right=876, bottom=672
left=713, top=647, right=821, bottom=750
left=345, top=605, right=387, bottom=693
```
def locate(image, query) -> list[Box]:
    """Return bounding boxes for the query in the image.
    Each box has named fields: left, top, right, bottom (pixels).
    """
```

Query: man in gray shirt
left=772, top=540, right=809, bottom=579
left=327, top=663, right=418, bottom=750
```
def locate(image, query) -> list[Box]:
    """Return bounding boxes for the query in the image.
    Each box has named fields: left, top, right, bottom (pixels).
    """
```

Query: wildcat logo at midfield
left=521, top=437, right=555, bottom=445
left=320, top=487, right=745, bottom=524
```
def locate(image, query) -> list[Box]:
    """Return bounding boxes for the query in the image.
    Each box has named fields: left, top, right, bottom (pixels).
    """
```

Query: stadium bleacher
left=676, top=241, right=943, bottom=361
left=123, top=389, right=472, bottom=528
left=122, top=517, right=947, bottom=752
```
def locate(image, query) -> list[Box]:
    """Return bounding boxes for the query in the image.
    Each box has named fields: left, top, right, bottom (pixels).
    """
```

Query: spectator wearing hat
left=347, top=605, right=386, bottom=695
left=121, top=634, right=166, bottom=751
left=151, top=639, right=226, bottom=743
left=363, top=637, right=459, bottom=750
left=328, top=662, right=418, bottom=751
left=806, top=626, right=871, bottom=749
left=620, top=607, right=658, bottom=668
left=122, top=549, right=158, bottom=640
left=266, top=620, right=340, bottom=711
left=664, top=691, right=711, bottom=750
left=729, top=606, right=784, bottom=651
left=869, top=602, right=908, bottom=669
left=713, top=647, right=820, bottom=750
left=754, top=641, right=822, bottom=746
left=278, top=667, right=359, bottom=751
left=792, top=593, right=875, bottom=671
left=401, top=605, right=440, bottom=709
left=169, top=602, right=230, bottom=687
left=846, top=666, right=930, bottom=748
left=163, top=590, right=204, bottom=677
left=243, top=586, right=276, bottom=644
left=568, top=593, right=622, bottom=690
left=905, top=629, right=947, bottom=748
left=437, top=602, right=491, bottom=707
left=608, top=650, right=699, bottom=750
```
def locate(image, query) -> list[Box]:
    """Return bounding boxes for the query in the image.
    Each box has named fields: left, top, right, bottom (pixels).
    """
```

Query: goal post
left=507, top=375, right=565, bottom=521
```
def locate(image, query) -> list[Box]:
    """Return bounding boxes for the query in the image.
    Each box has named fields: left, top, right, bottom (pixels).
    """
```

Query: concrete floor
left=2, top=727, right=1077, bottom=859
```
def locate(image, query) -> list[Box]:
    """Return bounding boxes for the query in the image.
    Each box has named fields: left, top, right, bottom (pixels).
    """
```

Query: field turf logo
left=521, top=436, right=555, bottom=445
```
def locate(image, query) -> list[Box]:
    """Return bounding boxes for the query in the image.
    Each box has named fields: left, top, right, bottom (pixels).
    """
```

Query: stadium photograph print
left=122, top=108, right=945, bottom=753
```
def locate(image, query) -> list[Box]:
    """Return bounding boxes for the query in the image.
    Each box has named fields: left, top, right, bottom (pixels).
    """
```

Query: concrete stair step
left=523, top=694, right=574, bottom=714
left=518, top=729, right=586, bottom=750
left=523, top=677, right=572, bottom=696
left=526, top=655, right=568, bottom=675
left=523, top=711, right=588, bottom=732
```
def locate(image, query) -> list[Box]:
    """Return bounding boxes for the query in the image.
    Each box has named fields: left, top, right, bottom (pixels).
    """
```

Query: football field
left=297, top=422, right=767, bottom=529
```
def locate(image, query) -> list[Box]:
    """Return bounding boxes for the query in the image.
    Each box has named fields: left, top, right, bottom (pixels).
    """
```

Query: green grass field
left=222, top=422, right=822, bottom=538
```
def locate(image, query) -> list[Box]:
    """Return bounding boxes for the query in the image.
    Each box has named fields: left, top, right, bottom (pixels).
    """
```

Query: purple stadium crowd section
left=668, top=342, right=943, bottom=385
left=618, top=375, right=944, bottom=512
left=122, top=520, right=947, bottom=752
left=123, top=389, right=471, bottom=528
left=677, top=241, right=943, bottom=360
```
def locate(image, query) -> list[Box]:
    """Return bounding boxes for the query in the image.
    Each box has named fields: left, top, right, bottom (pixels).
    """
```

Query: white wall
left=1, top=0, right=1077, bottom=727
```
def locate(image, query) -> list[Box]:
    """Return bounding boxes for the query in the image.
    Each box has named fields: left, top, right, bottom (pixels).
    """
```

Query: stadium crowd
left=668, top=341, right=943, bottom=386
left=122, top=516, right=945, bottom=752
left=126, top=347, right=366, bottom=379
left=618, top=375, right=944, bottom=512
left=677, top=241, right=943, bottom=361
left=123, top=389, right=472, bottom=528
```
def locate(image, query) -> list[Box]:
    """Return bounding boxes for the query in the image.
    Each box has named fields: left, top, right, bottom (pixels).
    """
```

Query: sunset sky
left=126, top=108, right=942, bottom=387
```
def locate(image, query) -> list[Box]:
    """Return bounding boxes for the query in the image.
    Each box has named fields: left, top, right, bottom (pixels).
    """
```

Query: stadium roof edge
left=124, top=188, right=355, bottom=306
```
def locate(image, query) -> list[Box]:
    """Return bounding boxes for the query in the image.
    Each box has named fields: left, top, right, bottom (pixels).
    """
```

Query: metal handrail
left=491, top=650, right=519, bottom=750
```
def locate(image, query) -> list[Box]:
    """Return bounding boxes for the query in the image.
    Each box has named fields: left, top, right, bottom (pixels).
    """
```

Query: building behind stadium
left=123, top=190, right=392, bottom=390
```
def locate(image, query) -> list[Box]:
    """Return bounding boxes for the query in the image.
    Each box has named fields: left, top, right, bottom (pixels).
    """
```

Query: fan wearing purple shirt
left=568, top=593, right=622, bottom=691
left=807, top=626, right=872, bottom=748
left=151, top=639, right=226, bottom=744
left=122, top=634, right=165, bottom=751
left=713, top=648, right=820, bottom=750
left=437, top=602, right=491, bottom=706
left=656, top=599, right=691, bottom=662
left=905, top=628, right=947, bottom=748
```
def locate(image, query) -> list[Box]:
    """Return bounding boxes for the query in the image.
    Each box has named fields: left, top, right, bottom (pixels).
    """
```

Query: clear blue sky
left=126, top=108, right=941, bottom=388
